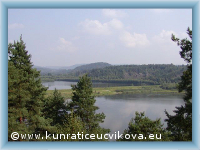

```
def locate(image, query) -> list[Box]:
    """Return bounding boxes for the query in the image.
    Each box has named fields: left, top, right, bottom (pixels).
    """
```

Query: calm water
left=43, top=81, right=184, bottom=141
left=95, top=94, right=184, bottom=141
left=42, top=81, right=132, bottom=90
left=42, top=81, right=77, bottom=90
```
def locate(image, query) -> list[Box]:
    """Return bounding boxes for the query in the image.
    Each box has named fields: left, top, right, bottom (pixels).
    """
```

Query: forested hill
left=34, top=62, right=111, bottom=76
left=64, top=64, right=186, bottom=84
left=72, top=62, right=112, bottom=72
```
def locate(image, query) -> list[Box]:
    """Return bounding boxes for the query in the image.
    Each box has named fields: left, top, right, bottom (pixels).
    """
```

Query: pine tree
left=43, top=89, right=67, bottom=126
left=165, top=28, right=192, bottom=141
left=68, top=74, right=110, bottom=140
left=8, top=60, right=30, bottom=140
left=8, top=36, right=55, bottom=141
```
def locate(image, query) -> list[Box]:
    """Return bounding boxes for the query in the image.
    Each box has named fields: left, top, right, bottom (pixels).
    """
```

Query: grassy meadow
left=46, top=85, right=183, bottom=99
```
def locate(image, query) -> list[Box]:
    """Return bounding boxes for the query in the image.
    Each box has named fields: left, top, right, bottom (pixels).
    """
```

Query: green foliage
left=46, top=85, right=181, bottom=100
left=8, top=36, right=111, bottom=142
left=165, top=102, right=192, bottom=141
left=68, top=74, right=110, bottom=140
left=171, top=27, right=192, bottom=64
left=71, top=62, right=111, bottom=72
left=57, top=111, right=110, bottom=141
left=165, top=27, right=192, bottom=141
left=35, top=62, right=111, bottom=76
left=42, top=64, right=186, bottom=85
left=8, top=36, right=55, bottom=141
left=43, top=89, right=66, bottom=126
left=68, top=64, right=185, bottom=83
left=172, top=27, right=192, bottom=102
left=160, top=83, right=178, bottom=90
left=178, top=65, right=192, bottom=102
left=57, top=111, right=86, bottom=141
left=118, top=112, right=170, bottom=141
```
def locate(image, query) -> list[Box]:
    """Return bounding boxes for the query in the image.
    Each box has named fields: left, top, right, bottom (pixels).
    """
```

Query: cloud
left=152, top=30, right=175, bottom=43
left=108, top=19, right=123, bottom=30
left=149, top=30, right=191, bottom=59
left=159, top=30, right=175, bottom=37
left=152, top=30, right=188, bottom=44
left=8, top=23, right=24, bottom=29
left=120, top=31, right=150, bottom=48
left=80, top=18, right=150, bottom=49
left=151, top=9, right=172, bottom=13
left=79, top=19, right=123, bottom=35
left=56, top=38, right=77, bottom=52
left=102, top=9, right=127, bottom=18
left=79, top=19, right=111, bottom=35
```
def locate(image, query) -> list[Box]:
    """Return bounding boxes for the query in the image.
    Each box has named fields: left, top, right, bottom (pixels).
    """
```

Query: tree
left=8, top=60, right=31, bottom=140
left=118, top=112, right=170, bottom=141
left=165, top=28, right=192, bottom=141
left=8, top=36, right=55, bottom=141
left=43, top=89, right=67, bottom=126
left=57, top=111, right=86, bottom=141
left=68, top=74, right=110, bottom=140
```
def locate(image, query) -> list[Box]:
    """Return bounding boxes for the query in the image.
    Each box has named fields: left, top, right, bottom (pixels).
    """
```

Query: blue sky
left=8, top=9, right=192, bottom=67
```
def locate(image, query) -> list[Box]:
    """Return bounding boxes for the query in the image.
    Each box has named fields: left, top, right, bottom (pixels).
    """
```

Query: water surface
left=95, top=94, right=184, bottom=141
left=42, top=81, right=132, bottom=90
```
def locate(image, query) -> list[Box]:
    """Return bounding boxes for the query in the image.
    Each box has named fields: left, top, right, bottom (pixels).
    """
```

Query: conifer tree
left=165, top=28, right=192, bottom=141
left=8, top=36, right=55, bottom=141
left=8, top=60, right=30, bottom=140
left=68, top=74, right=110, bottom=139
left=43, top=89, right=67, bottom=126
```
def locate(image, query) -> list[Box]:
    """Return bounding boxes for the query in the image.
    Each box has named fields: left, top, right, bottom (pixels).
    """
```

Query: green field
left=46, top=85, right=183, bottom=99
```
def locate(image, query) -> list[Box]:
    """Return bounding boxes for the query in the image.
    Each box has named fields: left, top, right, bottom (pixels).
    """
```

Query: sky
left=8, top=9, right=192, bottom=67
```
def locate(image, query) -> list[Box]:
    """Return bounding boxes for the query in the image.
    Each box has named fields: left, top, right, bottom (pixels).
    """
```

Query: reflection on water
left=42, top=81, right=132, bottom=90
left=95, top=94, right=184, bottom=141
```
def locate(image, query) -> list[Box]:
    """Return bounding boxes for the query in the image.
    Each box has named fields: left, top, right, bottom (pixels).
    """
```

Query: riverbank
left=45, top=85, right=183, bottom=99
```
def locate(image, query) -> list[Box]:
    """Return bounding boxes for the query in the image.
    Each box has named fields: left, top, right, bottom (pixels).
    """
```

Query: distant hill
left=33, top=64, right=85, bottom=76
left=38, top=62, right=112, bottom=82
left=34, top=62, right=111, bottom=76
left=72, top=62, right=112, bottom=72
left=39, top=63, right=187, bottom=85
left=33, top=66, right=69, bottom=76
left=65, top=64, right=186, bottom=84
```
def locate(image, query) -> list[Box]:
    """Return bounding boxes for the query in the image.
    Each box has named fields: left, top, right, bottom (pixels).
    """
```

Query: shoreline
left=45, top=85, right=183, bottom=99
